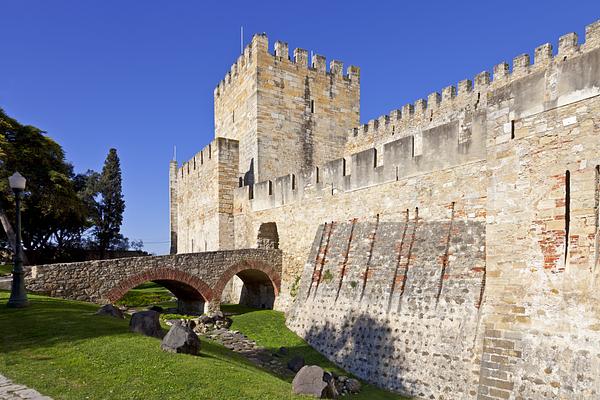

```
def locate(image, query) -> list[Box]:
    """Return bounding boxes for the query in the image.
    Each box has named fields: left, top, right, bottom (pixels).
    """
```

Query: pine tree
left=94, top=148, right=125, bottom=258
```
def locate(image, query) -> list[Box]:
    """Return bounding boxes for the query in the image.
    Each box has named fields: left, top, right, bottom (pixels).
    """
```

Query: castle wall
left=176, top=137, right=238, bottom=253
left=232, top=147, right=487, bottom=397
left=287, top=217, right=486, bottom=398
left=478, top=33, right=600, bottom=399
left=227, top=20, right=600, bottom=399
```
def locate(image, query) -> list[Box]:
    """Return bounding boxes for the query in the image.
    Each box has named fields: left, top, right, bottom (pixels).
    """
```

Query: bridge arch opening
left=215, top=261, right=281, bottom=311
left=105, top=268, right=213, bottom=315
left=221, top=270, right=276, bottom=309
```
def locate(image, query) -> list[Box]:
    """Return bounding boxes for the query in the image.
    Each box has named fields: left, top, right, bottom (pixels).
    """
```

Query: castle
left=169, top=20, right=600, bottom=399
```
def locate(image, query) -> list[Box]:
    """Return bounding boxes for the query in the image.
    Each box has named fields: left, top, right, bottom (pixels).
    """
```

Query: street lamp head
left=8, top=172, right=26, bottom=191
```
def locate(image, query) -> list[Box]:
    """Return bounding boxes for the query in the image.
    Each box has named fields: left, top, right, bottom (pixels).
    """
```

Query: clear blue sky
left=1, top=1, right=598, bottom=255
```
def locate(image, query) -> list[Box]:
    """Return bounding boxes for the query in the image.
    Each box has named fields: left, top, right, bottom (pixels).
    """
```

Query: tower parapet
left=213, top=32, right=360, bottom=184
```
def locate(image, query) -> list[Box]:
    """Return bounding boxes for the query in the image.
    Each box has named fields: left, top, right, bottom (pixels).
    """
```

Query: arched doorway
left=215, top=261, right=281, bottom=310
left=104, top=268, right=213, bottom=315
left=257, top=222, right=279, bottom=249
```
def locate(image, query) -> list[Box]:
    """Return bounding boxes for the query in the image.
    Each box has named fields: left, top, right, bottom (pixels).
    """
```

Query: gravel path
left=0, top=374, right=52, bottom=400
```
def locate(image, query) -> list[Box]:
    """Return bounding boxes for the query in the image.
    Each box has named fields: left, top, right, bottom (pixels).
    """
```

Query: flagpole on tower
left=240, top=26, right=244, bottom=54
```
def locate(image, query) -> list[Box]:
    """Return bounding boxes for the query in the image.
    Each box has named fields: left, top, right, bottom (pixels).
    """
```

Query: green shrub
left=289, top=275, right=301, bottom=298
left=322, top=269, right=333, bottom=283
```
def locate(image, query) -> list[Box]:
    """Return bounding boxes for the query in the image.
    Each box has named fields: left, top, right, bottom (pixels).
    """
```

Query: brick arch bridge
left=25, top=249, right=281, bottom=313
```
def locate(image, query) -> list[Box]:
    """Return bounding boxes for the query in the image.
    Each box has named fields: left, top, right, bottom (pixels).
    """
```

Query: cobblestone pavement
left=0, top=374, right=52, bottom=400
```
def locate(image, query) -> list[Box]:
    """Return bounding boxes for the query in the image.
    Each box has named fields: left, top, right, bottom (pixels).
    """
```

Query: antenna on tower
left=173, top=145, right=177, bottom=161
left=240, top=26, right=244, bottom=54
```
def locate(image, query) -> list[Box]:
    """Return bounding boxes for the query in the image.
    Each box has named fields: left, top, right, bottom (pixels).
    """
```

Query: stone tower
left=171, top=33, right=360, bottom=253
left=213, top=33, right=360, bottom=184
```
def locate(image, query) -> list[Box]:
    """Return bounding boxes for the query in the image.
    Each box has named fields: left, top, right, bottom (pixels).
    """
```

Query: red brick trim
left=104, top=267, right=214, bottom=303
left=212, top=259, right=281, bottom=301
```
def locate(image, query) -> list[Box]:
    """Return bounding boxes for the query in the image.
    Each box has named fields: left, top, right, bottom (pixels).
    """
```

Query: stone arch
left=257, top=222, right=279, bottom=249
left=213, top=260, right=281, bottom=310
left=104, top=268, right=214, bottom=313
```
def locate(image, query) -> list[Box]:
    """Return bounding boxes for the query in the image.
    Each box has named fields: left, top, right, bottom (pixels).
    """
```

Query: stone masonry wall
left=214, top=34, right=360, bottom=183
left=286, top=217, right=486, bottom=398
left=25, top=249, right=282, bottom=313
left=477, top=26, right=600, bottom=399
left=172, top=18, right=600, bottom=399
left=176, top=137, right=239, bottom=253
left=226, top=19, right=600, bottom=399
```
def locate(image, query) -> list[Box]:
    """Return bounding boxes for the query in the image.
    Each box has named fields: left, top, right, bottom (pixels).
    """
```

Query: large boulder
left=345, top=378, right=361, bottom=394
left=161, top=321, right=200, bottom=355
left=287, top=355, right=305, bottom=372
left=292, top=365, right=329, bottom=398
left=96, top=304, right=124, bottom=319
left=129, top=310, right=163, bottom=338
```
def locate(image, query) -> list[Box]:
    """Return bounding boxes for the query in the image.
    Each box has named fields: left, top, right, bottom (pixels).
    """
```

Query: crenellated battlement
left=176, top=137, right=239, bottom=181
left=346, top=19, right=600, bottom=151
left=235, top=114, right=486, bottom=212
left=177, top=139, right=216, bottom=180
left=237, top=18, right=600, bottom=213
left=214, top=33, right=360, bottom=99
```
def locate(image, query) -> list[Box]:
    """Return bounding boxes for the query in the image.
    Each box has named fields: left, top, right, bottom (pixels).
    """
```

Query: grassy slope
left=225, top=306, right=402, bottom=400
left=0, top=292, right=406, bottom=400
left=115, top=281, right=176, bottom=308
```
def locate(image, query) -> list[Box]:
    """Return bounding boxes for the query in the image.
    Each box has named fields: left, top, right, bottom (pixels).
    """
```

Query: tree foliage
left=0, top=108, right=139, bottom=263
left=93, top=148, right=126, bottom=256
left=0, top=108, right=92, bottom=263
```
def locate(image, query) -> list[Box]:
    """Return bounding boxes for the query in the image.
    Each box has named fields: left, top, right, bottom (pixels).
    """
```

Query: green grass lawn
left=0, top=292, right=406, bottom=400
left=0, top=264, right=12, bottom=276
left=115, top=281, right=176, bottom=309
left=225, top=305, right=354, bottom=374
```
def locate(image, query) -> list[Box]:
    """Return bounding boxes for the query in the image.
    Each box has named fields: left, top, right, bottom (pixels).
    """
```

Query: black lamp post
left=7, top=172, right=29, bottom=308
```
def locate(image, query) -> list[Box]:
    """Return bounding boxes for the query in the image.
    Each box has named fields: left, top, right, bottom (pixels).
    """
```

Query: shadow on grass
left=0, top=292, right=290, bottom=379
left=0, top=292, right=132, bottom=354
left=226, top=305, right=409, bottom=399
left=0, top=292, right=406, bottom=399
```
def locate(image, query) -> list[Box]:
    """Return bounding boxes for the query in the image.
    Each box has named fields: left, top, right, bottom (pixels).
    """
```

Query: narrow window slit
left=511, top=120, right=515, bottom=139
